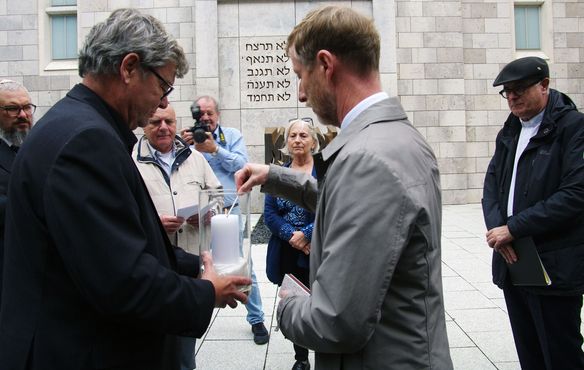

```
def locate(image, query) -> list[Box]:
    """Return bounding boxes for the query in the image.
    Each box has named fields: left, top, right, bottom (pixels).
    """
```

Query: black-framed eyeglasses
left=0, top=104, right=36, bottom=117
left=289, top=117, right=314, bottom=126
left=148, top=67, right=174, bottom=100
left=499, top=79, right=542, bottom=100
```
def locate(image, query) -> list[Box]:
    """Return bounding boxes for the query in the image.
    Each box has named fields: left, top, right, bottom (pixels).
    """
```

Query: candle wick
left=226, top=195, right=239, bottom=218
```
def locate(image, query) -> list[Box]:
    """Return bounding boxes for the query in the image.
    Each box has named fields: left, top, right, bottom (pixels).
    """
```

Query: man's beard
left=310, top=91, right=338, bottom=127
left=0, top=125, right=29, bottom=147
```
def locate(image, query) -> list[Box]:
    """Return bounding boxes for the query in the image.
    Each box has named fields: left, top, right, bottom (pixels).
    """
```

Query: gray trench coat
left=264, top=98, right=453, bottom=369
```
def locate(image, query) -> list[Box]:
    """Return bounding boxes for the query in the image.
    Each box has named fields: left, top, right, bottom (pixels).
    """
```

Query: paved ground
left=194, top=204, right=584, bottom=370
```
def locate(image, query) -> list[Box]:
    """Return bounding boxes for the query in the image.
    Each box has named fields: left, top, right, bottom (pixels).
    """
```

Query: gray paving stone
left=444, top=290, right=498, bottom=310
left=195, top=205, right=583, bottom=369
left=450, top=347, right=498, bottom=370
left=443, top=276, right=476, bottom=292
left=449, top=308, right=512, bottom=333
left=493, top=362, right=522, bottom=370
left=466, top=331, right=519, bottom=363
left=446, top=321, right=475, bottom=348
left=195, top=340, right=266, bottom=370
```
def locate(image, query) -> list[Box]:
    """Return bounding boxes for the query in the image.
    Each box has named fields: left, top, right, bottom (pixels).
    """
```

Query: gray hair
left=280, top=119, right=320, bottom=156
left=0, top=79, right=30, bottom=95
left=194, top=95, right=220, bottom=112
left=78, top=8, right=189, bottom=78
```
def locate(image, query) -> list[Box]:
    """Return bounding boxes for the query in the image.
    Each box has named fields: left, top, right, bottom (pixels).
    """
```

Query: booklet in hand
left=508, top=237, right=552, bottom=286
left=280, top=273, right=310, bottom=297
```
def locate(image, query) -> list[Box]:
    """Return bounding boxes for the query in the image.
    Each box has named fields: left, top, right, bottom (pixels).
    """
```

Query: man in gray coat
left=236, top=6, right=453, bottom=370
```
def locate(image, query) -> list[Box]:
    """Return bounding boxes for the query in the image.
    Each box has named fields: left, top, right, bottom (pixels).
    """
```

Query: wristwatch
left=211, top=146, right=219, bottom=156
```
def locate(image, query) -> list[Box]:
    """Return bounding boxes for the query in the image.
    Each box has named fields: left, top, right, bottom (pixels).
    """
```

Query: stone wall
left=1, top=0, right=583, bottom=211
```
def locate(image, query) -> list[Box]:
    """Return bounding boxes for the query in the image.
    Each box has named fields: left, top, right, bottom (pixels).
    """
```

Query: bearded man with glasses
left=482, top=56, right=584, bottom=369
left=0, top=79, right=34, bottom=306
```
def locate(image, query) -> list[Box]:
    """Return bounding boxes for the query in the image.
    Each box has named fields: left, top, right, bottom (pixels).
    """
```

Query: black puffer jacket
left=482, top=89, right=584, bottom=295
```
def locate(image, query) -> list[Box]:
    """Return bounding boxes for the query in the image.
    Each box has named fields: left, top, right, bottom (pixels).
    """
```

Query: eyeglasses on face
left=288, top=117, right=314, bottom=126
left=148, top=67, right=174, bottom=100
left=499, top=79, right=542, bottom=100
left=0, top=104, right=36, bottom=117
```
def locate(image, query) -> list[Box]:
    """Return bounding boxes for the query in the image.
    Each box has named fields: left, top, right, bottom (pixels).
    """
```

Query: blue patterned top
left=264, top=164, right=316, bottom=271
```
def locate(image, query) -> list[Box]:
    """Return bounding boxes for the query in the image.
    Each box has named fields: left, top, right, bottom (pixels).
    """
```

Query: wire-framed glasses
left=148, top=67, right=174, bottom=100
left=499, top=79, right=542, bottom=100
left=0, top=104, right=36, bottom=117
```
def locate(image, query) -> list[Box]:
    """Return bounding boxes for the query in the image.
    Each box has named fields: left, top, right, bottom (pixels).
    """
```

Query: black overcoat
left=0, top=84, right=215, bottom=370
left=482, top=89, right=584, bottom=295
left=0, top=139, right=16, bottom=305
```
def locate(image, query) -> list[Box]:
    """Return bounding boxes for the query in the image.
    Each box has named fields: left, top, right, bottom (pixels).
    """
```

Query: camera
left=190, top=104, right=212, bottom=144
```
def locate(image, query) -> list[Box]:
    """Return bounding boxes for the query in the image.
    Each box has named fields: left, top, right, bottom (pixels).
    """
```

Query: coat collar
left=67, top=84, right=138, bottom=153
left=501, top=89, right=577, bottom=146
left=319, top=97, right=407, bottom=162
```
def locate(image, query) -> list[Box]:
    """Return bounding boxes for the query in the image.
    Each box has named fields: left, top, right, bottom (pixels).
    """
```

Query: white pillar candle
left=210, top=214, right=240, bottom=264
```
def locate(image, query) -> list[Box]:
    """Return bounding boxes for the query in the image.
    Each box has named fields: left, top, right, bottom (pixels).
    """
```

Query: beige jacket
left=133, top=136, right=221, bottom=254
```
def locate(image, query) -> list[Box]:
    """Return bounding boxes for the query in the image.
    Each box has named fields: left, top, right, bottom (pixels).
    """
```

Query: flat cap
left=493, top=56, right=549, bottom=87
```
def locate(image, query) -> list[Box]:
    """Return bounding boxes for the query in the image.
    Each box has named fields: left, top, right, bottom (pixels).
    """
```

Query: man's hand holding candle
left=201, top=251, right=251, bottom=308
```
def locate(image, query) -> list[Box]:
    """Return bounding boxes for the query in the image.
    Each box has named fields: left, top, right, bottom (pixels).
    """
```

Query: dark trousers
left=503, top=281, right=584, bottom=370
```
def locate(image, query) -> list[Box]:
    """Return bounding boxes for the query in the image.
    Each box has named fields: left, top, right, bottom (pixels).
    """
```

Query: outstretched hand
left=234, top=163, right=270, bottom=194
left=200, top=252, right=251, bottom=308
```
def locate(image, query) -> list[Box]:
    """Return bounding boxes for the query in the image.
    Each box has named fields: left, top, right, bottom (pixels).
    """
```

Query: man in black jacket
left=0, top=79, right=34, bottom=305
left=482, top=56, right=584, bottom=369
left=0, top=9, right=249, bottom=370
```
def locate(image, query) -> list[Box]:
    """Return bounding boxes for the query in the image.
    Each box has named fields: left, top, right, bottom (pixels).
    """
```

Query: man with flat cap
left=482, top=56, right=584, bottom=369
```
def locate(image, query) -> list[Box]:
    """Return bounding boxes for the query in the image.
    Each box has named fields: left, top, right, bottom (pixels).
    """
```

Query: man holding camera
left=181, top=95, right=269, bottom=345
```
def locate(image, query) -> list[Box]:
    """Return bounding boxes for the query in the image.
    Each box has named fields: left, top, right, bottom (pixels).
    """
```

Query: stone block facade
left=1, top=0, right=583, bottom=210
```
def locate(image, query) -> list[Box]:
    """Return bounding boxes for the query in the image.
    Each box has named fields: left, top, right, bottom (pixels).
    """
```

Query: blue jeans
left=230, top=205, right=264, bottom=325
left=246, top=261, right=264, bottom=325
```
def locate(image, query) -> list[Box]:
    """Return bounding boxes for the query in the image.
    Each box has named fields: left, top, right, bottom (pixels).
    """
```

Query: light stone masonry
left=485, top=48, right=513, bottom=64
left=566, top=3, right=584, bottom=17
left=398, top=32, right=424, bottom=48
left=397, top=1, right=423, bottom=17
left=426, top=126, right=466, bottom=143
left=410, top=17, right=436, bottom=32
left=399, top=63, right=425, bottom=79
left=436, top=17, right=462, bottom=32
left=412, top=110, right=439, bottom=127
left=413, top=79, right=438, bottom=95
left=1, top=0, right=582, bottom=209
left=463, top=18, right=485, bottom=34
left=441, top=173, right=468, bottom=191
left=438, top=79, right=465, bottom=95
left=484, top=18, right=511, bottom=34
left=554, top=18, right=579, bottom=33
left=412, top=48, right=437, bottom=63
left=423, top=2, right=461, bottom=17
left=439, top=110, right=466, bottom=126
left=436, top=48, right=464, bottom=63
left=425, top=63, right=464, bottom=79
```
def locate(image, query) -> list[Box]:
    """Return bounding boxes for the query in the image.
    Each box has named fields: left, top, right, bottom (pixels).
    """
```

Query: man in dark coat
left=0, top=79, right=34, bottom=304
left=482, top=56, right=584, bottom=369
left=0, top=9, right=250, bottom=370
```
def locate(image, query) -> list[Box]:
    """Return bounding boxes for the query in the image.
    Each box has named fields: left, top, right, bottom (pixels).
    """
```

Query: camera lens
left=193, top=128, right=208, bottom=143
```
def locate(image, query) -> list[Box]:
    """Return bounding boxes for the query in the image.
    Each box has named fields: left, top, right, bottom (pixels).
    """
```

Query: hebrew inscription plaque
left=241, top=36, right=297, bottom=108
